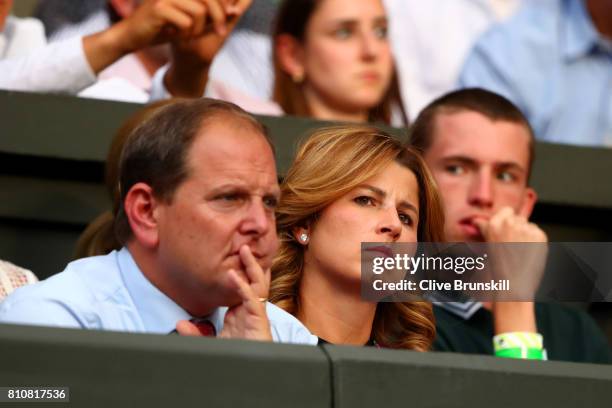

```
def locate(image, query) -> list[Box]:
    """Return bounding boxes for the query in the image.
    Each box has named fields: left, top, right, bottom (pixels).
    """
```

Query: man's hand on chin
left=219, top=265, right=272, bottom=341
left=473, top=207, right=547, bottom=244
left=176, top=245, right=273, bottom=341
left=474, top=207, right=548, bottom=334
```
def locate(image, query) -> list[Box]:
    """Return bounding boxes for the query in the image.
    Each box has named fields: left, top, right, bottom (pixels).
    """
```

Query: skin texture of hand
left=473, top=207, right=547, bottom=244
left=492, top=302, right=537, bottom=334
left=83, top=0, right=217, bottom=74
left=176, top=245, right=272, bottom=341
left=164, top=0, right=253, bottom=97
left=474, top=207, right=548, bottom=335
left=478, top=206, right=548, bottom=299
left=175, top=319, right=202, bottom=336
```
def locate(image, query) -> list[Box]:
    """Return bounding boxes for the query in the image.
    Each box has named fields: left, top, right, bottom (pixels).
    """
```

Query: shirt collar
left=117, top=247, right=223, bottom=334
left=427, top=291, right=483, bottom=320
left=562, top=0, right=607, bottom=60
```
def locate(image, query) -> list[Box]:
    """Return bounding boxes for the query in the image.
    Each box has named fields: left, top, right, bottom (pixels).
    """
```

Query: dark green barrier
left=323, top=344, right=612, bottom=407
left=0, top=324, right=331, bottom=408
left=1, top=324, right=611, bottom=407
left=3, top=90, right=612, bottom=209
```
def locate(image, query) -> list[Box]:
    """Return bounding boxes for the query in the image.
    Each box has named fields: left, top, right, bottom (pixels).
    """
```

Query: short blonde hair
left=270, top=125, right=445, bottom=350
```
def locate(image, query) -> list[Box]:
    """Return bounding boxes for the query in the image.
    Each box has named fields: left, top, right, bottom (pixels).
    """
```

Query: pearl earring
left=300, top=233, right=309, bottom=243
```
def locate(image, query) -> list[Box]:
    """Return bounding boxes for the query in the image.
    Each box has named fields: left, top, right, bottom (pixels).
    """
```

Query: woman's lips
left=359, top=71, right=381, bottom=83
left=364, top=245, right=393, bottom=258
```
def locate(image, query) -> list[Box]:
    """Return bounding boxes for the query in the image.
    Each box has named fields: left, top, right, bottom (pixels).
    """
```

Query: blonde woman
left=270, top=125, right=445, bottom=349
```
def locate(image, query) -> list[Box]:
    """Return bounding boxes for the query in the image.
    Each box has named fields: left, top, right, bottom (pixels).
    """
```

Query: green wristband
left=495, top=347, right=544, bottom=360
left=493, top=332, right=543, bottom=351
left=493, top=332, right=546, bottom=360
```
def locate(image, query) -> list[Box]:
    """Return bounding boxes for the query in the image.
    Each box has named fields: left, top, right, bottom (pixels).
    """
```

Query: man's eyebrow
left=266, top=186, right=282, bottom=197
left=441, top=155, right=478, bottom=167
left=358, top=185, right=418, bottom=215
left=442, top=156, right=526, bottom=173
left=208, top=183, right=281, bottom=196
left=208, top=183, right=248, bottom=192
left=495, top=162, right=526, bottom=174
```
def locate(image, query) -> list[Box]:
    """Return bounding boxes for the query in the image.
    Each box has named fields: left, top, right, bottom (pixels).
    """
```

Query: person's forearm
left=493, top=302, right=537, bottom=334
left=82, top=22, right=132, bottom=74
left=163, top=57, right=210, bottom=98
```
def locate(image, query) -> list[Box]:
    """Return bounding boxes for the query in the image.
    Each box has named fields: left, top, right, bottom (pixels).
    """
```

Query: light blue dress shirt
left=459, top=0, right=612, bottom=147
left=0, top=248, right=317, bottom=345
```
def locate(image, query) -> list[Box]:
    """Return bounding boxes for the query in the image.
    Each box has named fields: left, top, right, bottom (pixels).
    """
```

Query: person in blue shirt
left=0, top=98, right=316, bottom=345
left=459, top=0, right=612, bottom=147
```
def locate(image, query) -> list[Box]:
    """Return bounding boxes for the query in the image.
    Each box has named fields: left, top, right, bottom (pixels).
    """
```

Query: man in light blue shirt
left=459, top=0, right=612, bottom=147
left=0, top=98, right=317, bottom=345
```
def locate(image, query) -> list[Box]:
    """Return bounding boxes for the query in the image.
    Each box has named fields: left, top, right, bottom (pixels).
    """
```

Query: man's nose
left=468, top=171, right=494, bottom=208
left=240, top=198, right=273, bottom=236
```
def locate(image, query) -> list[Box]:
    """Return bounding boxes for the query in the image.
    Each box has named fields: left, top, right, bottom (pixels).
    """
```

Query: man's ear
left=109, top=0, right=138, bottom=19
left=275, top=34, right=306, bottom=82
left=518, top=187, right=537, bottom=219
left=124, top=182, right=160, bottom=249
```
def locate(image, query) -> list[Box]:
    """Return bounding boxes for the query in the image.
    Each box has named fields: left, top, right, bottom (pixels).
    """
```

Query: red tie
left=169, top=319, right=216, bottom=336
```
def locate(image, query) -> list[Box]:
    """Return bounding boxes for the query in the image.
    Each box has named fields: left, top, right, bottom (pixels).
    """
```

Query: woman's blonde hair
left=74, top=99, right=183, bottom=259
left=270, top=125, right=445, bottom=350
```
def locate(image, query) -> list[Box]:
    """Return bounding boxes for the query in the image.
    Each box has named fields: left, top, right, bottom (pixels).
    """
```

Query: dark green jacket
left=434, top=303, right=611, bottom=364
